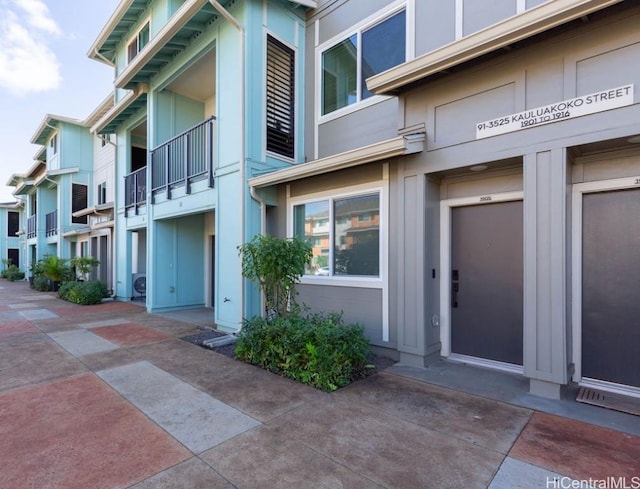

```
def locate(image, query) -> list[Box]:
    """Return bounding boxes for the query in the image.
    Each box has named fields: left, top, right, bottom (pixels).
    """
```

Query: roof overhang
left=91, top=85, right=148, bottom=134
left=84, top=93, right=116, bottom=128
left=72, top=202, right=115, bottom=218
left=88, top=0, right=150, bottom=64
left=249, top=133, right=425, bottom=188
left=367, top=0, right=624, bottom=95
left=13, top=181, right=36, bottom=196
left=31, top=114, right=85, bottom=145
left=47, top=167, right=79, bottom=177
left=89, top=0, right=316, bottom=66
left=114, top=0, right=213, bottom=89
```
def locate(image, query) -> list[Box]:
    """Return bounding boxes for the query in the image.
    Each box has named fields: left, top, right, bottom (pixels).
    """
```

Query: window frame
left=316, top=2, right=410, bottom=122
left=50, top=133, right=58, bottom=155
left=127, top=20, right=150, bottom=64
left=7, top=211, right=19, bottom=237
left=288, top=181, right=387, bottom=289
left=265, top=33, right=297, bottom=160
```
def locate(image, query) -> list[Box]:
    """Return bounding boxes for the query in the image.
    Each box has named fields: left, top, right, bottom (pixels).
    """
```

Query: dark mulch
left=181, top=330, right=397, bottom=378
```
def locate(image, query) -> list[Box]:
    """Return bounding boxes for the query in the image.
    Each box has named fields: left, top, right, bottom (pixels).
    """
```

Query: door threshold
left=448, top=353, right=523, bottom=375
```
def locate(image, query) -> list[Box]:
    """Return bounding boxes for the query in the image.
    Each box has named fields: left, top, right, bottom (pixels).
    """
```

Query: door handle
left=452, top=269, right=459, bottom=308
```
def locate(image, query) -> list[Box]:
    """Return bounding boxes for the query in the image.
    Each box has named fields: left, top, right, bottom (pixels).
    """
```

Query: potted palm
left=42, top=255, right=69, bottom=292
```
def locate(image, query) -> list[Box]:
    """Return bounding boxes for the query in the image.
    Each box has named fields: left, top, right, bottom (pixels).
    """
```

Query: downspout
left=249, top=185, right=266, bottom=317
left=207, top=0, right=246, bottom=328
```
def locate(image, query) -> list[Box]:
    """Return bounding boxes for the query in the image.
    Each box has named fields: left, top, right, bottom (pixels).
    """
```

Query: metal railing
left=150, top=116, right=215, bottom=200
left=27, top=214, right=36, bottom=239
left=45, top=210, right=57, bottom=237
left=124, top=166, right=147, bottom=215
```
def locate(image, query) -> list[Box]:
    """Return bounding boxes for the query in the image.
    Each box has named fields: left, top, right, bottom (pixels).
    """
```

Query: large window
left=266, top=35, right=295, bottom=158
left=321, top=9, right=406, bottom=115
left=128, top=22, right=150, bottom=63
left=294, top=192, right=380, bottom=277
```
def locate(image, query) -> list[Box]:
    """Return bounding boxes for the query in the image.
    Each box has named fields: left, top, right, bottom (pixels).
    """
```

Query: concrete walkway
left=0, top=280, right=637, bottom=489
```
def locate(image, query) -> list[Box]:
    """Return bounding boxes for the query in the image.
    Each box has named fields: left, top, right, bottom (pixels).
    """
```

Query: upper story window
left=50, top=134, right=58, bottom=155
left=72, top=183, right=88, bottom=224
left=7, top=211, right=19, bottom=237
left=97, top=182, right=107, bottom=205
left=321, top=8, right=406, bottom=116
left=101, top=134, right=111, bottom=147
left=293, top=191, right=381, bottom=277
left=127, top=22, right=150, bottom=63
left=266, top=35, right=295, bottom=159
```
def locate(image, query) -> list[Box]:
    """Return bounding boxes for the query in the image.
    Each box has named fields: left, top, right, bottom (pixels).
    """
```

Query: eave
left=31, top=114, right=85, bottom=145
left=89, top=0, right=316, bottom=65
left=84, top=93, right=116, bottom=128
left=91, top=85, right=148, bottom=134
left=114, top=0, right=213, bottom=90
left=249, top=133, right=425, bottom=188
left=367, top=0, right=623, bottom=95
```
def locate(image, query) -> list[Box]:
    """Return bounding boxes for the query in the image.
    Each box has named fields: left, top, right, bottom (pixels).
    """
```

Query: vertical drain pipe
left=207, top=1, right=246, bottom=328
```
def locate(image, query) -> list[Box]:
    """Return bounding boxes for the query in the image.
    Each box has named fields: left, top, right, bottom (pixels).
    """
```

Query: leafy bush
left=33, top=275, right=50, bottom=292
left=58, top=280, right=109, bottom=305
left=4, top=265, right=25, bottom=281
left=235, top=311, right=370, bottom=391
left=238, top=234, right=312, bottom=318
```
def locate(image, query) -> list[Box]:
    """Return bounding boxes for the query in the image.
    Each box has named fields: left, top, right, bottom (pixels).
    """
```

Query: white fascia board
left=87, top=0, right=137, bottom=61
left=250, top=134, right=425, bottom=188
left=289, top=0, right=316, bottom=7
left=47, top=167, right=80, bottom=177
left=84, top=93, right=116, bottom=127
left=368, top=0, right=623, bottom=94
left=90, top=85, right=148, bottom=133
left=114, top=0, right=208, bottom=89
left=30, top=114, right=86, bottom=144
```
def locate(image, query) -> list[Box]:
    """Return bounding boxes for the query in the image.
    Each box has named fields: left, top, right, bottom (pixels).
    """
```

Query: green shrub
left=33, top=275, right=50, bottom=292
left=4, top=265, right=25, bottom=281
left=58, top=280, right=109, bottom=305
left=235, top=311, right=370, bottom=391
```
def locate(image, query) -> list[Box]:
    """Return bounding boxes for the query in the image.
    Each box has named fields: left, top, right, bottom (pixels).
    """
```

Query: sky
left=0, top=0, right=121, bottom=202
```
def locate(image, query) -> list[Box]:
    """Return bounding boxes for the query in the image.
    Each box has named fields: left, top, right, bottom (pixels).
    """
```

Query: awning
left=367, top=0, right=623, bottom=95
left=249, top=133, right=425, bottom=188
left=72, top=202, right=115, bottom=218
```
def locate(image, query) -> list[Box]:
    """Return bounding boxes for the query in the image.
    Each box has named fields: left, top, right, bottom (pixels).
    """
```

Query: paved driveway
left=0, top=280, right=638, bottom=488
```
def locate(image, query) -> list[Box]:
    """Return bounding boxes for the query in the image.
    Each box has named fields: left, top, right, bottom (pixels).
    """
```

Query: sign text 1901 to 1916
left=476, top=85, right=634, bottom=139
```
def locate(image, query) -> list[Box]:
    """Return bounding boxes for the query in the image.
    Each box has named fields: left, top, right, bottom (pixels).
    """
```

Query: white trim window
left=291, top=187, right=382, bottom=280
left=50, top=134, right=58, bottom=155
left=319, top=6, right=407, bottom=117
left=127, top=21, right=150, bottom=63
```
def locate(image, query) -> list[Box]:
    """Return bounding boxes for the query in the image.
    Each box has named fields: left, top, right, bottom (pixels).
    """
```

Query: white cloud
left=13, top=0, right=61, bottom=36
left=0, top=1, right=62, bottom=95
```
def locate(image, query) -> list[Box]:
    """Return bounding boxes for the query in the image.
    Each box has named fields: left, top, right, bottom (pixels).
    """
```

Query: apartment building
left=87, top=0, right=312, bottom=330
left=9, top=115, right=94, bottom=266
left=0, top=201, right=24, bottom=271
left=249, top=0, right=640, bottom=399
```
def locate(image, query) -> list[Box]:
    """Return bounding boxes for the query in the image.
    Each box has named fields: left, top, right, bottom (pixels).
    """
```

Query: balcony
left=27, top=214, right=37, bottom=239
left=45, top=210, right=58, bottom=237
left=151, top=116, right=215, bottom=200
left=125, top=166, right=147, bottom=215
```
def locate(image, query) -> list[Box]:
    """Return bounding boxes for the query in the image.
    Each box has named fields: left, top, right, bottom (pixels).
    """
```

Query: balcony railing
left=124, top=166, right=147, bottom=215
left=27, top=214, right=36, bottom=239
left=150, top=116, right=215, bottom=200
left=45, top=210, right=57, bottom=237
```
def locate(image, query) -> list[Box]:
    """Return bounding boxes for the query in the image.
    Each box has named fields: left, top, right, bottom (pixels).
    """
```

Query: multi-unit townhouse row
left=4, top=0, right=639, bottom=400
